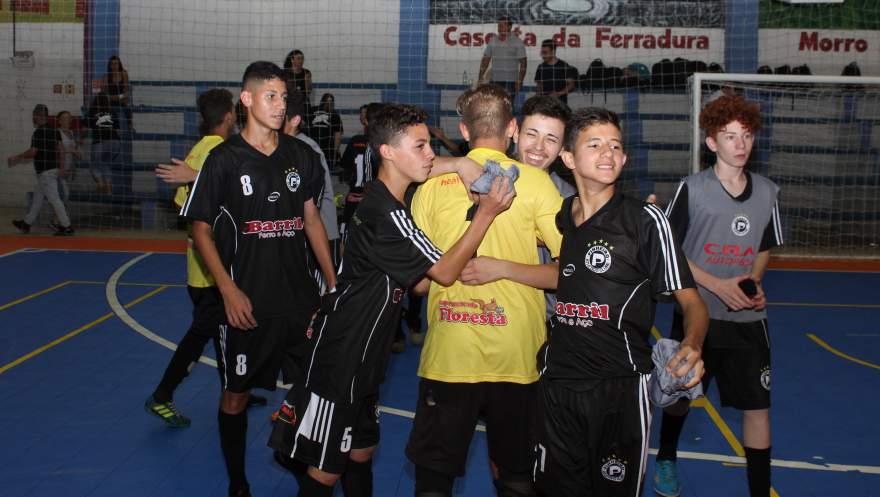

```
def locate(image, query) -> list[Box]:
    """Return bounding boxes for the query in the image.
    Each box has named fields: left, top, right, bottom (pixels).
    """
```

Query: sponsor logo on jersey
left=285, top=168, right=301, bottom=192
left=562, top=263, right=576, bottom=277
left=438, top=298, right=508, bottom=326
left=585, top=239, right=613, bottom=273
left=760, top=366, right=771, bottom=391
left=277, top=400, right=297, bottom=425
left=243, top=218, right=304, bottom=239
left=703, top=243, right=755, bottom=267
left=601, top=455, right=627, bottom=482
left=268, top=191, right=280, bottom=202
left=555, top=300, right=610, bottom=328
left=731, top=214, right=750, bottom=236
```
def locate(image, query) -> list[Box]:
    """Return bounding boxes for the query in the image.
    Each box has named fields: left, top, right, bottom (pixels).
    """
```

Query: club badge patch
left=601, top=455, right=627, bottom=482
left=732, top=214, right=750, bottom=236
left=285, top=168, right=301, bottom=192
left=585, top=240, right=613, bottom=274
left=760, top=366, right=771, bottom=391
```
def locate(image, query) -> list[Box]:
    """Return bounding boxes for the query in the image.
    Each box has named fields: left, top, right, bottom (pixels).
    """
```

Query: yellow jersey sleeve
left=178, top=135, right=224, bottom=288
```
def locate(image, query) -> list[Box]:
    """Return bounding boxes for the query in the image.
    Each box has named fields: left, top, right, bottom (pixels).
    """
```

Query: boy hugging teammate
left=269, top=104, right=514, bottom=497
left=182, top=61, right=336, bottom=497
left=533, top=108, right=708, bottom=497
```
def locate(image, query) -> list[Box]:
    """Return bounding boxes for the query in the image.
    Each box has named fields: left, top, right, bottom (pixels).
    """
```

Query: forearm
left=478, top=57, right=490, bottom=82
left=687, top=259, right=721, bottom=294
left=428, top=211, right=494, bottom=286
left=17, top=148, right=38, bottom=161
left=499, top=261, right=559, bottom=289
left=563, top=79, right=576, bottom=96
left=517, top=60, right=527, bottom=86
left=676, top=287, right=708, bottom=350
left=192, top=221, right=236, bottom=292
left=304, top=202, right=337, bottom=290
left=751, top=250, right=770, bottom=282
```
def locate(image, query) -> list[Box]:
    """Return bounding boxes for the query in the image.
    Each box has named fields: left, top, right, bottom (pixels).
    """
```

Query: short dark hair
left=457, top=84, right=513, bottom=142
left=197, top=88, right=234, bottom=136
left=285, top=90, right=307, bottom=123
left=33, top=104, right=49, bottom=116
left=564, top=107, right=622, bottom=152
left=242, top=61, right=285, bottom=87
left=365, top=102, right=386, bottom=125
left=522, top=95, right=570, bottom=123
left=541, top=39, right=556, bottom=51
left=368, top=103, right=428, bottom=162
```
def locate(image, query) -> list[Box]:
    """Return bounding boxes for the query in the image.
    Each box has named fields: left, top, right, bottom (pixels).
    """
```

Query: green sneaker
left=653, top=459, right=681, bottom=497
left=144, top=395, right=191, bottom=428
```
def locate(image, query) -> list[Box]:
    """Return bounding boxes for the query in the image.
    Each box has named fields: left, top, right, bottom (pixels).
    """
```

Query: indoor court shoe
left=53, top=226, right=74, bottom=236
left=247, top=392, right=268, bottom=407
left=653, top=460, right=682, bottom=497
left=144, top=395, right=191, bottom=428
left=12, top=220, right=30, bottom=234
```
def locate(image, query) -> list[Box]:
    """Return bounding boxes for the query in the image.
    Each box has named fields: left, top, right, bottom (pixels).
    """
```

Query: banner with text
left=759, top=30, right=879, bottom=76
left=428, top=24, right=724, bottom=85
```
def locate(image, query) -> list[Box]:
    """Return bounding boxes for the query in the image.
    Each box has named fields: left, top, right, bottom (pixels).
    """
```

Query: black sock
left=341, top=459, right=373, bottom=497
left=744, top=446, right=771, bottom=497
left=656, top=410, right=689, bottom=461
left=298, top=472, right=335, bottom=497
left=153, top=330, right=211, bottom=403
left=218, top=409, right=248, bottom=494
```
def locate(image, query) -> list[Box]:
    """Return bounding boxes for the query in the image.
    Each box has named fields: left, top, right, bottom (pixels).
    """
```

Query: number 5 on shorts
left=341, top=427, right=352, bottom=452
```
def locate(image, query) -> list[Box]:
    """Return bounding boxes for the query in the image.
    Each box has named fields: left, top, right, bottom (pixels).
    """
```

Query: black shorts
left=215, top=313, right=311, bottom=393
left=671, top=313, right=771, bottom=410
left=268, top=388, right=380, bottom=474
left=187, top=285, right=224, bottom=338
left=534, top=375, right=652, bottom=497
left=405, top=379, right=537, bottom=477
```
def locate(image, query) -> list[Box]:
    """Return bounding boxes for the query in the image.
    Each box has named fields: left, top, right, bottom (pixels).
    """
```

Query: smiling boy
left=533, top=107, right=707, bottom=497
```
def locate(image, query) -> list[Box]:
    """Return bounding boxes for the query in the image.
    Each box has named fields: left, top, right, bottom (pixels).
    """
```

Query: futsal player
left=146, top=88, right=269, bottom=427
left=532, top=107, right=708, bottom=497
left=268, top=103, right=514, bottom=497
left=653, top=95, right=783, bottom=497
left=181, top=61, right=337, bottom=497
left=406, top=85, right=565, bottom=497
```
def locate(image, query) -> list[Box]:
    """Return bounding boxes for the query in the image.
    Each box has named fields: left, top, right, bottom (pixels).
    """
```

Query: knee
left=220, top=390, right=249, bottom=414
left=415, top=465, right=454, bottom=497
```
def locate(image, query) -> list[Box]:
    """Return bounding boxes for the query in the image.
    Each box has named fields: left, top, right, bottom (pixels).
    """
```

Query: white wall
left=0, top=23, right=84, bottom=207
left=120, top=0, right=400, bottom=84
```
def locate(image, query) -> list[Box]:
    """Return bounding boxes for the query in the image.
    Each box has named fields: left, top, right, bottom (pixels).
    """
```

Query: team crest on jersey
left=601, top=454, right=627, bottom=482
left=562, top=263, right=576, bottom=277
left=731, top=214, right=750, bottom=236
left=438, top=298, right=508, bottom=326
left=760, top=366, right=771, bottom=391
left=285, top=168, right=301, bottom=192
left=585, top=240, right=614, bottom=274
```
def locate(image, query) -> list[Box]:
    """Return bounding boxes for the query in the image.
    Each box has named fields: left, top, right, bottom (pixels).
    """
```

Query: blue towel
left=648, top=338, right=704, bottom=407
left=469, top=160, right=519, bottom=195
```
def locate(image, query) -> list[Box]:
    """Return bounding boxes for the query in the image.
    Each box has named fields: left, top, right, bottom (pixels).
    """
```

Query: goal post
left=688, top=73, right=880, bottom=257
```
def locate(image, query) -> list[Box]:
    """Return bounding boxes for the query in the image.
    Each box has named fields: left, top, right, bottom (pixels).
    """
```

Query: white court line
left=107, top=253, right=880, bottom=476
left=0, top=248, right=27, bottom=258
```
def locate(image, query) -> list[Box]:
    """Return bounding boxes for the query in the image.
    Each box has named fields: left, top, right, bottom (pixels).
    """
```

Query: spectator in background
left=429, top=125, right=469, bottom=157
left=8, top=104, right=74, bottom=236
left=310, top=93, right=344, bottom=171
left=55, top=110, right=81, bottom=222
left=478, top=18, right=527, bottom=103
left=88, top=93, right=121, bottom=194
left=338, top=103, right=377, bottom=244
left=100, top=55, right=132, bottom=130
left=534, top=39, right=577, bottom=104
left=283, top=89, right=341, bottom=275
left=283, top=49, right=313, bottom=106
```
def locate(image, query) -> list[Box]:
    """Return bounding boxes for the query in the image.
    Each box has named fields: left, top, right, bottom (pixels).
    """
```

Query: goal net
left=687, top=73, right=880, bottom=258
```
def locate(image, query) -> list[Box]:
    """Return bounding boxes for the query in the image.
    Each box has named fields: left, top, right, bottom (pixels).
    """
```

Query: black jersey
left=544, top=193, right=695, bottom=381
left=181, top=133, right=324, bottom=320
left=304, top=180, right=441, bottom=402
left=338, top=134, right=376, bottom=192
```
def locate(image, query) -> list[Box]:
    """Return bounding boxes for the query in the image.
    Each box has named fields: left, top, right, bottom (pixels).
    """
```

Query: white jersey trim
left=389, top=209, right=442, bottom=263
left=644, top=204, right=683, bottom=291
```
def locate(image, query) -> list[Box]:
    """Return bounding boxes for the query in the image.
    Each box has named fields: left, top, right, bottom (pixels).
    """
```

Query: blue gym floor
left=1, top=247, right=878, bottom=497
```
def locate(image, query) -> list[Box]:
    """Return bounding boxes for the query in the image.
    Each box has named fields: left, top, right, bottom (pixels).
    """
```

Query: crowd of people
left=132, top=48, right=781, bottom=497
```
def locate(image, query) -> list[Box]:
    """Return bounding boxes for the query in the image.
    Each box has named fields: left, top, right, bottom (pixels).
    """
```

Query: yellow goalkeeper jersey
left=411, top=147, right=563, bottom=384
left=175, top=135, right=223, bottom=288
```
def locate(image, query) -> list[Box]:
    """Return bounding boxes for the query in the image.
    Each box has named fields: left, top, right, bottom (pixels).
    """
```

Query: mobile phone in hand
left=738, top=278, right=758, bottom=298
